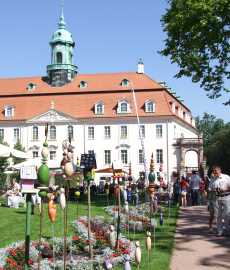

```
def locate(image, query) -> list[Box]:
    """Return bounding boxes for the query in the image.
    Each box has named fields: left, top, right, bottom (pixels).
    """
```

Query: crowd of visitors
left=173, top=165, right=230, bottom=237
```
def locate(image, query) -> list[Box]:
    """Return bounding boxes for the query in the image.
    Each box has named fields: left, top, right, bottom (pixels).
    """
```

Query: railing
left=46, top=64, right=78, bottom=72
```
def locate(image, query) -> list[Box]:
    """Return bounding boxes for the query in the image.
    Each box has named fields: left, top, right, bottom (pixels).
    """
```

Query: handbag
left=181, top=191, right=186, bottom=196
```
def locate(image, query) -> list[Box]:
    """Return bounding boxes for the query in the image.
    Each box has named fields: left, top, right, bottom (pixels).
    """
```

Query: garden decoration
left=124, top=201, right=129, bottom=238
left=160, top=213, right=163, bottom=237
left=135, top=241, right=141, bottom=269
left=123, top=184, right=127, bottom=203
left=105, top=183, right=110, bottom=206
left=168, top=199, right=171, bottom=227
left=148, top=153, right=155, bottom=261
left=37, top=123, right=50, bottom=270
left=124, top=254, right=131, bottom=270
left=80, top=153, right=97, bottom=260
left=146, top=231, right=151, bottom=268
left=112, top=160, right=126, bottom=250
left=133, top=188, right=139, bottom=206
left=75, top=157, right=80, bottom=233
left=103, top=259, right=113, bottom=270
left=153, top=197, right=158, bottom=253
left=109, top=225, right=116, bottom=249
left=127, top=163, right=132, bottom=237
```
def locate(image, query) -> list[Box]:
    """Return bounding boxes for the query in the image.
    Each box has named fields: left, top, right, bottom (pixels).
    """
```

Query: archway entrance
left=185, top=150, right=198, bottom=171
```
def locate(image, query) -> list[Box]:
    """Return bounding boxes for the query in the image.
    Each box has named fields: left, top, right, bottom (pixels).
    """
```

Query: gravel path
left=170, top=203, right=230, bottom=270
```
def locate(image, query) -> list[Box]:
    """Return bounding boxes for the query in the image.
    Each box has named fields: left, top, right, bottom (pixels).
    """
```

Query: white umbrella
left=12, top=157, right=60, bottom=170
left=0, top=144, right=29, bottom=158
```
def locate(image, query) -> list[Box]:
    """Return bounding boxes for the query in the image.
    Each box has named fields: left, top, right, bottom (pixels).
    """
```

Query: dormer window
left=28, top=83, right=36, bottom=91
left=122, top=79, right=129, bottom=87
left=177, top=106, right=183, bottom=118
left=185, top=112, right=191, bottom=123
left=145, top=99, right=155, bottom=113
left=170, top=101, right=176, bottom=113
left=80, top=80, right=88, bottom=88
left=94, top=101, right=105, bottom=115
left=117, top=97, right=131, bottom=114
left=5, top=105, right=14, bottom=118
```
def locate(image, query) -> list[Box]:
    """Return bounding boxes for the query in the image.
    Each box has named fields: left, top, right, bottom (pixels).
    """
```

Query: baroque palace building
left=0, top=7, right=203, bottom=184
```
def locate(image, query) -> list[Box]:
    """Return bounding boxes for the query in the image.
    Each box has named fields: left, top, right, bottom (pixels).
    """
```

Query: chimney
left=137, top=59, right=144, bottom=74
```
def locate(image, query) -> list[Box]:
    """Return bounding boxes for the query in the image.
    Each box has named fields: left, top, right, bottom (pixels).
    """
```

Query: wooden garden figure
left=135, top=241, right=141, bottom=268
left=37, top=123, right=50, bottom=270
left=60, top=187, right=66, bottom=210
left=134, top=188, right=139, bottom=206
left=124, top=254, right=131, bottom=270
left=109, top=225, right=116, bottom=249
left=80, top=153, right=97, bottom=260
left=146, top=231, right=151, bottom=265
left=47, top=190, right=57, bottom=223
left=112, top=160, right=125, bottom=250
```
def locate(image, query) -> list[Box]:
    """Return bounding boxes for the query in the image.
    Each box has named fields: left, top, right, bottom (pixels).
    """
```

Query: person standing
left=206, top=176, right=214, bottom=233
left=198, top=179, right=205, bottom=205
left=190, top=170, right=200, bottom=206
left=209, top=165, right=230, bottom=237
left=173, top=178, right=181, bottom=206
left=180, top=176, right=189, bottom=207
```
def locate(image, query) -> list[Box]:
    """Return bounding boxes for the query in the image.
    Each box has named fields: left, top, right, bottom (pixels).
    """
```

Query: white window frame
left=171, top=101, right=176, bottom=113
left=32, top=151, right=38, bottom=159
left=50, top=126, right=56, bottom=140
left=120, top=149, right=128, bottom=165
left=104, top=150, right=111, bottom=165
left=138, top=149, right=144, bottom=164
left=67, top=125, right=73, bottom=139
left=13, top=128, right=19, bottom=141
left=94, top=101, right=105, bottom=115
left=5, top=105, right=14, bottom=118
left=145, top=99, right=155, bottom=113
left=139, top=125, right=145, bottom=138
left=120, top=126, right=128, bottom=139
left=88, top=127, right=94, bottom=139
left=117, top=98, right=131, bottom=114
left=104, top=126, right=111, bottom=139
left=0, top=129, right=4, bottom=140
left=32, top=126, right=38, bottom=140
left=50, top=151, right=56, bottom=160
left=156, top=125, right=163, bottom=138
left=156, top=149, right=163, bottom=164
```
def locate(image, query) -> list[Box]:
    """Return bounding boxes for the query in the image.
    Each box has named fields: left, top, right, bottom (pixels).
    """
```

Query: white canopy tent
left=0, top=144, right=29, bottom=158
left=12, top=157, right=60, bottom=170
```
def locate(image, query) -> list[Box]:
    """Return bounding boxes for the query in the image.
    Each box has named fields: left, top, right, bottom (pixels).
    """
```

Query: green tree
left=195, top=112, right=226, bottom=147
left=13, top=139, right=26, bottom=165
left=0, top=135, right=10, bottom=173
left=205, top=126, right=230, bottom=175
left=159, top=0, right=230, bottom=104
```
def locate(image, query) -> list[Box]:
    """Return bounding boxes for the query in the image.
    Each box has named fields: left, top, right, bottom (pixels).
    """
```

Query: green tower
left=46, top=4, right=78, bottom=87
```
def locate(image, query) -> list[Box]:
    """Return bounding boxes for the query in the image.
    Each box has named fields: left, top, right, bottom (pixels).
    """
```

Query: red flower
left=83, top=240, right=89, bottom=244
left=6, top=259, right=13, bottom=263
left=73, top=236, right=79, bottom=240
left=48, top=258, right=53, bottom=261
left=126, top=243, right=131, bottom=246
left=12, top=263, right=17, bottom=266
left=40, top=241, right=44, bottom=244
left=32, top=242, right=37, bottom=246
left=87, top=258, right=91, bottom=260
left=45, top=243, right=50, bottom=247
left=70, top=260, right=73, bottom=263
left=28, top=260, right=33, bottom=264
left=13, top=253, right=17, bottom=256
left=77, top=257, right=82, bottom=260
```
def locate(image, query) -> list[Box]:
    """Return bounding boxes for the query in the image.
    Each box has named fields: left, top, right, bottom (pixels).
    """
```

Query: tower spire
left=58, top=3, right=66, bottom=29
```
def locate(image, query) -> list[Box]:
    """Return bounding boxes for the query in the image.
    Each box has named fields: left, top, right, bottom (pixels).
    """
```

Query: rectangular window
left=139, top=125, right=145, bottom=138
left=121, top=149, right=128, bottom=164
left=97, top=104, right=103, bottom=114
left=33, top=126, right=38, bottom=140
left=156, top=125, right=163, bottom=138
left=88, top=127, right=94, bottom=139
left=88, top=150, right=94, bottom=155
left=104, top=150, right=111, bottom=165
left=0, top=129, right=4, bottom=140
left=104, top=126, right=111, bottom=139
left=50, top=151, right=56, bottom=160
left=7, top=107, right=12, bottom=117
left=120, top=126, right=127, bottom=139
left=139, top=150, right=144, bottom=164
left=14, top=128, right=19, bottom=140
left=32, top=151, right=38, bottom=159
left=156, top=149, right=163, bottom=164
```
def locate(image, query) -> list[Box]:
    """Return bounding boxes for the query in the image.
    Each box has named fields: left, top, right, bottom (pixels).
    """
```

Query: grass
left=0, top=194, right=179, bottom=270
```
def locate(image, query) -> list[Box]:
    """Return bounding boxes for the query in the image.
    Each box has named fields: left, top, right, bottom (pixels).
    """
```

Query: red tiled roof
left=0, top=72, right=193, bottom=127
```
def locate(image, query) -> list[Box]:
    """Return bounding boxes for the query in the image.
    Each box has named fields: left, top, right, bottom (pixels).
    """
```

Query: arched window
left=50, top=126, right=56, bottom=140
left=121, top=103, right=127, bottom=112
left=33, top=126, right=38, bottom=140
left=68, top=125, right=73, bottom=139
left=57, top=52, right=62, bottom=64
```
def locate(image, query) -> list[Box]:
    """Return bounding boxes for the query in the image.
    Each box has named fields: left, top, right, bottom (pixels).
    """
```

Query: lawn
left=0, top=194, right=179, bottom=270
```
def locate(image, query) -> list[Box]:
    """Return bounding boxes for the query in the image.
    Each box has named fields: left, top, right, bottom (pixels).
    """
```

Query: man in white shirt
left=209, top=165, right=230, bottom=237
left=190, top=170, right=200, bottom=206
left=6, top=178, right=22, bottom=207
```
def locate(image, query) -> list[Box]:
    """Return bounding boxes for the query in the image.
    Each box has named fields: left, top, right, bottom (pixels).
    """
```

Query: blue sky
left=1, top=0, right=229, bottom=123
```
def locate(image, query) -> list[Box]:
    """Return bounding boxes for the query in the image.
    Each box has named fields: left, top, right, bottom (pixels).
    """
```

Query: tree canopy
left=159, top=0, right=230, bottom=105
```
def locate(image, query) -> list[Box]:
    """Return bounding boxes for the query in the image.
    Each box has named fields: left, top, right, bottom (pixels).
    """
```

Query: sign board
left=80, top=154, right=97, bottom=169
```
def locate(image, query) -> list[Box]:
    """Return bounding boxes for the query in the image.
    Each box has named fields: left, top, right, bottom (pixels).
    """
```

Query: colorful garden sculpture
left=60, top=188, right=66, bottom=210
left=133, top=189, right=139, bottom=206
left=124, top=254, right=131, bottom=270
left=135, top=241, right=141, bottom=265
left=109, top=225, right=116, bottom=249
left=47, top=191, right=57, bottom=223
